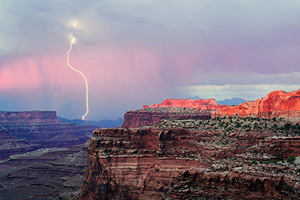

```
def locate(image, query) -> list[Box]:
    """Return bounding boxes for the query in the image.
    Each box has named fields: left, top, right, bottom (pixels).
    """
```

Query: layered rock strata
left=0, top=111, right=99, bottom=199
left=0, top=111, right=59, bottom=124
left=0, top=111, right=96, bottom=160
left=81, top=117, right=300, bottom=200
left=122, top=107, right=211, bottom=128
left=213, top=89, right=300, bottom=120
left=150, top=99, right=228, bottom=110
left=0, top=143, right=89, bottom=200
left=164, top=169, right=300, bottom=200
left=123, top=99, right=229, bottom=128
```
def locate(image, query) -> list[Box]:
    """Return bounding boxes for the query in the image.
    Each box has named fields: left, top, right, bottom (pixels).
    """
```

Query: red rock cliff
left=213, top=89, right=300, bottom=120
left=122, top=99, right=229, bottom=128
left=151, top=99, right=228, bottom=110
left=80, top=122, right=300, bottom=200
left=122, top=108, right=211, bottom=128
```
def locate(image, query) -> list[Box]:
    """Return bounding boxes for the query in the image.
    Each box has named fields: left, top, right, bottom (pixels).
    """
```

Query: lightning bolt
left=67, top=36, right=89, bottom=120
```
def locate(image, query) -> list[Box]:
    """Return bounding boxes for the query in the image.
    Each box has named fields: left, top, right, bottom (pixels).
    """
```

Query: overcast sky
left=1, top=0, right=300, bottom=120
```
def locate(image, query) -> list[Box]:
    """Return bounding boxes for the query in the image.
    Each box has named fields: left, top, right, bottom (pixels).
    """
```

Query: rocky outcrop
left=0, top=111, right=97, bottom=160
left=165, top=169, right=300, bottom=200
left=0, top=111, right=100, bottom=200
left=150, top=99, right=228, bottom=110
left=0, top=127, right=36, bottom=160
left=0, top=111, right=59, bottom=124
left=122, top=108, right=211, bottom=128
left=122, top=99, right=230, bottom=128
left=213, top=89, right=300, bottom=120
left=0, top=143, right=89, bottom=200
left=81, top=128, right=208, bottom=200
left=80, top=117, right=300, bottom=200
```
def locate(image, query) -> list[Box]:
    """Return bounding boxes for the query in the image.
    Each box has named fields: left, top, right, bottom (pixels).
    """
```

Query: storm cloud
left=1, top=0, right=300, bottom=120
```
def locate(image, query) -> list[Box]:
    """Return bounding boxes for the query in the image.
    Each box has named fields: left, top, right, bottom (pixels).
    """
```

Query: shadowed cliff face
left=0, top=111, right=96, bottom=161
left=81, top=128, right=209, bottom=200
left=80, top=117, right=300, bottom=200
left=213, top=89, right=300, bottom=120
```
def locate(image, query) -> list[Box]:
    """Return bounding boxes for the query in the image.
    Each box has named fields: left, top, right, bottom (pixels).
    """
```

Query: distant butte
left=122, top=99, right=228, bottom=128
left=150, top=99, right=229, bottom=110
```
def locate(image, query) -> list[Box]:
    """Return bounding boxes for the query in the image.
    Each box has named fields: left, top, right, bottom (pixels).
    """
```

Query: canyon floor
left=0, top=111, right=99, bottom=200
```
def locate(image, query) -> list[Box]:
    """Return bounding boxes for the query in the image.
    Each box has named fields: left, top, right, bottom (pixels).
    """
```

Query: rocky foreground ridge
left=81, top=116, right=300, bottom=200
left=0, top=111, right=99, bottom=200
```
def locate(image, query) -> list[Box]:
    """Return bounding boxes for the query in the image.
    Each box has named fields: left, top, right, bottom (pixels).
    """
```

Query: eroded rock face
left=122, top=99, right=230, bottom=128
left=0, top=111, right=59, bottom=124
left=122, top=108, right=211, bottom=128
left=80, top=118, right=300, bottom=200
left=0, top=111, right=99, bottom=200
left=213, top=89, right=300, bottom=120
left=165, top=170, right=300, bottom=200
left=0, top=111, right=96, bottom=159
left=81, top=128, right=208, bottom=200
left=150, top=99, right=227, bottom=110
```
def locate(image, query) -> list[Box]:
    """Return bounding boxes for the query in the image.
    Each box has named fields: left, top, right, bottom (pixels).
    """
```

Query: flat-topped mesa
left=0, top=111, right=59, bottom=124
left=122, top=99, right=229, bottom=128
left=150, top=99, right=228, bottom=110
left=0, top=111, right=98, bottom=160
left=213, top=89, right=300, bottom=120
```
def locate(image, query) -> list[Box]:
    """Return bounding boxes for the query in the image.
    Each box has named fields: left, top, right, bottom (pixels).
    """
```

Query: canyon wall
left=80, top=122, right=300, bottom=200
left=122, top=99, right=228, bottom=128
left=165, top=169, right=300, bottom=200
left=150, top=99, right=228, bottom=110
left=213, top=89, right=300, bottom=120
left=0, top=111, right=59, bottom=124
left=0, top=111, right=99, bottom=199
left=81, top=128, right=208, bottom=200
left=0, top=111, right=95, bottom=156
left=124, top=89, right=300, bottom=129
left=122, top=108, right=211, bottom=128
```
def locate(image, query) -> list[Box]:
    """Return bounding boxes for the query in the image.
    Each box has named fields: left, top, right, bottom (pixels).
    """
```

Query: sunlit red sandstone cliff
left=213, top=89, right=300, bottom=120
left=122, top=99, right=228, bottom=128
left=80, top=90, right=300, bottom=200
left=150, top=99, right=227, bottom=110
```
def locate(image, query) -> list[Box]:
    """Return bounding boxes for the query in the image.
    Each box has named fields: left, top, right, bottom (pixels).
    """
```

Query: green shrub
left=287, top=156, right=296, bottom=163
left=251, top=160, right=258, bottom=165
left=263, top=159, right=277, bottom=164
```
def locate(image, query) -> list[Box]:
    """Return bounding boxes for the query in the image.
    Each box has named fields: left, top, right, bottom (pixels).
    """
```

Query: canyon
left=81, top=116, right=300, bottom=200
left=0, top=111, right=99, bottom=200
left=2, top=89, right=300, bottom=199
